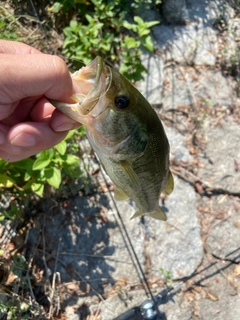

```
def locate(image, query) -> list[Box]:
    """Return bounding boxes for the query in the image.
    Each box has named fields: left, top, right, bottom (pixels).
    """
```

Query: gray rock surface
left=136, top=54, right=164, bottom=104
left=144, top=175, right=203, bottom=280
left=199, top=117, right=240, bottom=193
left=161, top=0, right=235, bottom=24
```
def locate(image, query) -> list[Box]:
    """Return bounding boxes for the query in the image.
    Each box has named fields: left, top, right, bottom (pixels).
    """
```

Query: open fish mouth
left=49, top=56, right=111, bottom=121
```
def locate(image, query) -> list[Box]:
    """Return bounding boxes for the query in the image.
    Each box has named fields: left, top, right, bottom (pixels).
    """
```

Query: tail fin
left=130, top=207, right=167, bottom=221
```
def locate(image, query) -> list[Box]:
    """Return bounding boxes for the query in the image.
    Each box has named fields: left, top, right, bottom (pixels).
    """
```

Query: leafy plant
left=160, top=268, right=173, bottom=288
left=59, top=0, right=159, bottom=81
left=0, top=6, right=22, bottom=41
left=0, top=129, right=83, bottom=199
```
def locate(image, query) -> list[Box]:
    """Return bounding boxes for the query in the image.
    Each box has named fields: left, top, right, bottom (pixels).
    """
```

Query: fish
left=50, top=56, right=174, bottom=221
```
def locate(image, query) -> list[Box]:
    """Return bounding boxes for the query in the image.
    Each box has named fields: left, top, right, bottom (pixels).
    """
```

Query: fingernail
left=54, top=122, right=75, bottom=132
left=10, top=133, right=36, bottom=147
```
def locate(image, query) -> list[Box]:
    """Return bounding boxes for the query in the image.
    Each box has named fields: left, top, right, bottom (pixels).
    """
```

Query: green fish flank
left=50, top=56, right=174, bottom=221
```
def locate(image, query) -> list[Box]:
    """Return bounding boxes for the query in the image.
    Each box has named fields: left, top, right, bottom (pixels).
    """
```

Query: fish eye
left=115, top=95, right=130, bottom=109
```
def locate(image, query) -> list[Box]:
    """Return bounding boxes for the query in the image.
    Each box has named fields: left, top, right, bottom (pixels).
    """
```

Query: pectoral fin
left=120, top=160, right=141, bottom=192
left=114, top=187, right=129, bottom=201
left=163, top=170, right=174, bottom=195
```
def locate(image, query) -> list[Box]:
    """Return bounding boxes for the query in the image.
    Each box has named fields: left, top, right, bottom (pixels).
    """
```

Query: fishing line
left=28, top=0, right=52, bottom=53
left=95, top=156, right=161, bottom=318
left=26, top=0, right=160, bottom=317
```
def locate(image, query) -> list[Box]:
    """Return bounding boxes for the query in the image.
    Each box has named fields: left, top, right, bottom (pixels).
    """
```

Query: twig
left=49, top=239, right=61, bottom=317
left=171, top=166, right=240, bottom=197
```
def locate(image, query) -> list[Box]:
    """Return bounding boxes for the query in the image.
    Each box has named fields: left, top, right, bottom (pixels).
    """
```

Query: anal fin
left=114, top=188, right=129, bottom=201
left=130, top=207, right=167, bottom=221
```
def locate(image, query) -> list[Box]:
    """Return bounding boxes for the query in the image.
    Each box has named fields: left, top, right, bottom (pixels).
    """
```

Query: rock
left=101, top=288, right=193, bottom=319
left=162, top=0, right=190, bottom=24
left=195, top=254, right=240, bottom=320
left=228, top=18, right=240, bottom=39
left=199, top=117, right=240, bottom=194
left=205, top=195, right=240, bottom=262
left=100, top=289, right=148, bottom=320
left=161, top=0, right=235, bottom=24
left=136, top=54, right=164, bottom=104
left=161, top=66, right=233, bottom=110
left=161, top=24, right=218, bottom=65
left=164, top=125, right=193, bottom=163
left=144, top=175, right=203, bottom=280
left=186, top=0, right=235, bottom=24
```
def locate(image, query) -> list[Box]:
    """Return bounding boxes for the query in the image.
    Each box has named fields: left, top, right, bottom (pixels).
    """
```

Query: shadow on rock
left=26, top=192, right=118, bottom=310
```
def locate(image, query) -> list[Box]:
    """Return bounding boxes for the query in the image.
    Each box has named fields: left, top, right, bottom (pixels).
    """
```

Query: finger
left=30, top=98, right=81, bottom=131
left=0, top=96, right=40, bottom=125
left=0, top=121, right=68, bottom=162
left=1, top=54, right=74, bottom=104
left=50, top=109, right=81, bottom=132
left=0, top=40, right=41, bottom=54
left=29, top=97, right=55, bottom=121
left=0, top=123, right=23, bottom=160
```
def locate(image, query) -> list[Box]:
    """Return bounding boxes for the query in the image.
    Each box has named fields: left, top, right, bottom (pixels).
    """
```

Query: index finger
left=1, top=54, right=74, bottom=104
left=0, top=40, right=41, bottom=55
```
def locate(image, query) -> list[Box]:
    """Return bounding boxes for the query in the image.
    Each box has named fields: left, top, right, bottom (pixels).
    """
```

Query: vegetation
left=50, top=0, right=161, bottom=81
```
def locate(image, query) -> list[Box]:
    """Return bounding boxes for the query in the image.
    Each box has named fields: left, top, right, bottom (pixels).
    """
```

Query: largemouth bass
left=51, top=57, right=174, bottom=220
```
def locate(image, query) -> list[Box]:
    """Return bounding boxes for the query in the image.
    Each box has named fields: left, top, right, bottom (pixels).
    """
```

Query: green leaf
left=41, top=148, right=54, bottom=159
left=133, top=16, right=144, bottom=25
left=144, top=20, right=160, bottom=29
left=55, top=140, right=67, bottom=155
left=32, top=157, right=50, bottom=171
left=138, top=28, right=150, bottom=37
left=85, top=14, right=94, bottom=23
left=0, top=174, right=15, bottom=188
left=65, top=154, right=80, bottom=165
left=45, top=167, right=61, bottom=189
left=123, top=21, right=137, bottom=32
left=48, top=2, right=63, bottom=13
left=124, top=36, right=140, bottom=49
left=144, top=35, right=154, bottom=52
left=70, top=20, right=78, bottom=31
left=13, top=158, right=33, bottom=170
left=24, top=171, right=31, bottom=181
left=64, top=130, right=76, bottom=140
left=31, top=182, right=44, bottom=195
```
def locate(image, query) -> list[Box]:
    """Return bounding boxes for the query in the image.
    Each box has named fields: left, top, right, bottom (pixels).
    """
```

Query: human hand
left=0, top=40, right=81, bottom=162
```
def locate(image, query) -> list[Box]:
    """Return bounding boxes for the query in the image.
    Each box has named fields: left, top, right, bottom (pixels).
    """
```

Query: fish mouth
left=71, top=56, right=111, bottom=116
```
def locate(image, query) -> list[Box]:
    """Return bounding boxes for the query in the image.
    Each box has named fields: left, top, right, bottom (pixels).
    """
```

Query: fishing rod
left=113, top=281, right=183, bottom=320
